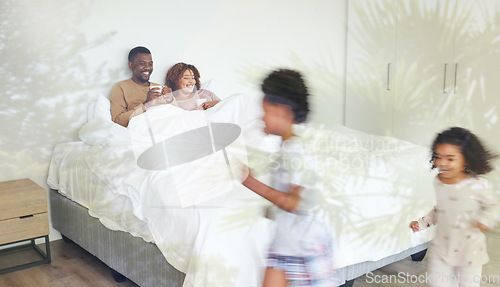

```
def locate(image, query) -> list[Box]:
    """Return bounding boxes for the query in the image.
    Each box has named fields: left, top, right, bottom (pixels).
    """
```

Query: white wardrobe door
left=391, top=0, right=458, bottom=147
left=345, top=0, right=398, bottom=136
left=451, top=0, right=500, bottom=187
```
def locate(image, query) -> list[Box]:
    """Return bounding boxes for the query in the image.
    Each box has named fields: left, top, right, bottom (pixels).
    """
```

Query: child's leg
left=305, top=253, right=336, bottom=286
left=262, top=267, right=288, bottom=287
left=429, top=256, right=458, bottom=287
left=456, top=265, right=482, bottom=287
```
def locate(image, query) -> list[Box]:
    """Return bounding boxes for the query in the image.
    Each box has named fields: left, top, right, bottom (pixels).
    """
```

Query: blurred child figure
left=409, top=127, right=498, bottom=287
left=242, top=69, right=336, bottom=287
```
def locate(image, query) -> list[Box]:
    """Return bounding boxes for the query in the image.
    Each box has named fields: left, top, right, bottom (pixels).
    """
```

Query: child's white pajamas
left=417, top=176, right=498, bottom=287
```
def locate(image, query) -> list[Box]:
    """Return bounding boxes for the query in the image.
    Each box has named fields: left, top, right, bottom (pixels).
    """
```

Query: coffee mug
left=150, top=85, right=163, bottom=94
left=196, top=98, right=207, bottom=106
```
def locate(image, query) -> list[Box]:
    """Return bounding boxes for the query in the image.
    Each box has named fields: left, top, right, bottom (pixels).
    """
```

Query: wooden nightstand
left=0, top=178, right=51, bottom=274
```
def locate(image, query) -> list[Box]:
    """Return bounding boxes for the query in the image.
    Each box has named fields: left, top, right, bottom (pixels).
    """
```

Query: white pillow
left=87, top=100, right=96, bottom=122
left=94, top=93, right=111, bottom=121
left=200, top=78, right=215, bottom=92
left=87, top=93, right=111, bottom=122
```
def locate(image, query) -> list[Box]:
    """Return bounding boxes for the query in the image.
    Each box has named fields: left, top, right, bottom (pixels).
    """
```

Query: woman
left=165, top=62, right=220, bottom=111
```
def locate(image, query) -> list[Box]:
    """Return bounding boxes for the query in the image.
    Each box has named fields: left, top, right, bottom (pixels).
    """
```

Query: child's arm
left=409, top=207, right=437, bottom=232
left=474, top=221, right=491, bottom=233
left=243, top=174, right=301, bottom=213
left=473, top=179, right=498, bottom=231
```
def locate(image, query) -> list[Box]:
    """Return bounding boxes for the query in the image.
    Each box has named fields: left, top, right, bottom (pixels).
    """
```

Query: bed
left=47, top=94, right=435, bottom=286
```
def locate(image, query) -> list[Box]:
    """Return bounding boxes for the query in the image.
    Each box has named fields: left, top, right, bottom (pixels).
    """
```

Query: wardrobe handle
left=443, top=63, right=448, bottom=93
left=453, top=63, right=458, bottom=93
left=387, top=63, right=391, bottom=91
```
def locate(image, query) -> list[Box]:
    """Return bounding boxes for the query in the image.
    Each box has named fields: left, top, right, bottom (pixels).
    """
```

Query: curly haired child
left=409, top=127, right=499, bottom=287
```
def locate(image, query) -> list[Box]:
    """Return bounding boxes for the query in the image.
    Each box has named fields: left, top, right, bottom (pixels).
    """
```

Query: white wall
left=0, top=0, right=347, bottom=239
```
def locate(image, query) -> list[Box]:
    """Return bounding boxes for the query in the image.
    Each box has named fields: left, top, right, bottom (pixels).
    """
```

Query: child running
left=409, top=127, right=498, bottom=287
left=242, top=69, right=335, bottom=287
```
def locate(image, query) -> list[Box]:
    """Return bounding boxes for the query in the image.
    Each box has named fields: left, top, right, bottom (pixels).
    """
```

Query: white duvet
left=62, top=94, right=435, bottom=286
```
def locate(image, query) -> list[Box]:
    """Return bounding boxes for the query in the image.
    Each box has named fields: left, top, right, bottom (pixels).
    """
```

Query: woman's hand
left=201, top=100, right=220, bottom=110
left=409, top=221, right=420, bottom=232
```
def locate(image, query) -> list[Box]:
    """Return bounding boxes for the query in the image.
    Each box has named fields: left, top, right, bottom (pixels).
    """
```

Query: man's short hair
left=128, top=46, right=151, bottom=62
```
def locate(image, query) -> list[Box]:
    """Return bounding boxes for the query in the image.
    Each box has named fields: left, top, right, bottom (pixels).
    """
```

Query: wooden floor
left=0, top=233, right=499, bottom=287
left=0, top=239, right=138, bottom=287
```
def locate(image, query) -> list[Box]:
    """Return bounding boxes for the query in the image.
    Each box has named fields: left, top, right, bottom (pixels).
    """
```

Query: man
left=110, top=46, right=164, bottom=127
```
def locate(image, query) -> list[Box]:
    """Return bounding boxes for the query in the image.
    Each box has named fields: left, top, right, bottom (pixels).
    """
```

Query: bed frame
left=50, top=188, right=428, bottom=287
left=49, top=189, right=185, bottom=286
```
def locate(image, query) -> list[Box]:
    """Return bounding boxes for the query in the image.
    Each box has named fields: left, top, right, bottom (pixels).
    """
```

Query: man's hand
left=162, top=87, right=175, bottom=103
left=145, top=86, right=162, bottom=104
left=162, top=86, right=172, bottom=97
left=144, top=86, right=172, bottom=108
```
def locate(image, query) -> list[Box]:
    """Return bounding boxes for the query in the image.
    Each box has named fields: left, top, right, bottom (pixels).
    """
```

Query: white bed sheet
left=47, top=141, right=154, bottom=242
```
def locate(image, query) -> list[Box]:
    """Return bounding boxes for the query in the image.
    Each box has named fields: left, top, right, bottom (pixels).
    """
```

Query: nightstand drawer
left=0, top=179, right=47, bottom=220
left=0, top=212, right=49, bottom=245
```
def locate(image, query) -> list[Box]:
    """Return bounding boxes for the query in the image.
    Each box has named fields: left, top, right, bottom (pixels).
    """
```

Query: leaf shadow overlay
left=0, top=0, right=121, bottom=183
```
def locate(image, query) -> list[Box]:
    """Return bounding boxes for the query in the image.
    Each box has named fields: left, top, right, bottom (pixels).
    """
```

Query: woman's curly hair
left=165, top=62, right=201, bottom=91
left=261, top=68, right=310, bottom=123
left=431, top=127, right=498, bottom=175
